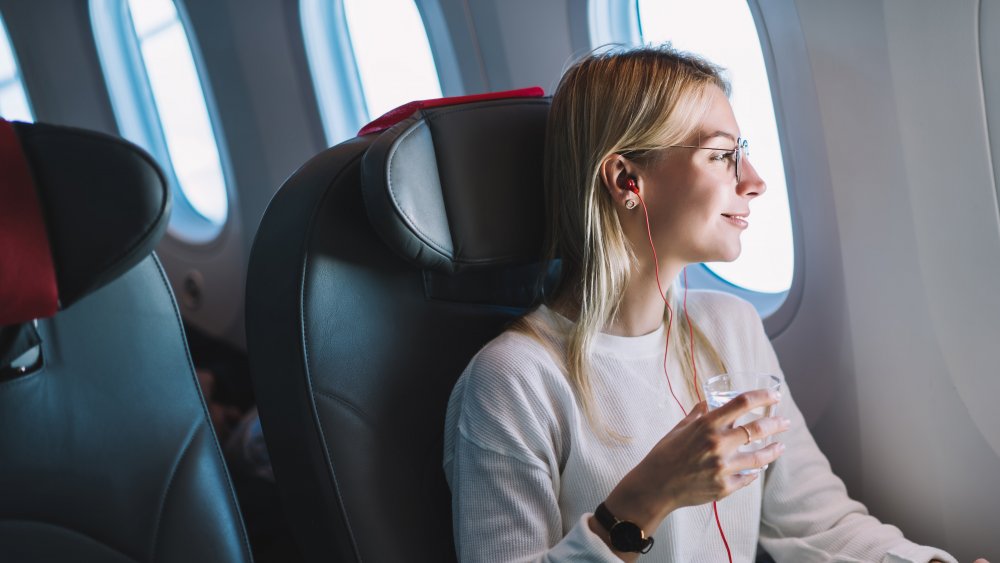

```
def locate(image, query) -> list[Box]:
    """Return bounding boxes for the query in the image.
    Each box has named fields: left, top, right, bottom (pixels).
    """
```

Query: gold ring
left=739, top=425, right=753, bottom=445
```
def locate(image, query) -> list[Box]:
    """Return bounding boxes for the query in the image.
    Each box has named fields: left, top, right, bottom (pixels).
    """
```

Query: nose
left=737, top=158, right=766, bottom=198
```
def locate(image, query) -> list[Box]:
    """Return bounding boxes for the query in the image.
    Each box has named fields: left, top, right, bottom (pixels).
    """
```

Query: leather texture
left=0, top=256, right=253, bottom=563
left=0, top=121, right=251, bottom=563
left=12, top=122, right=170, bottom=310
left=246, top=98, right=551, bottom=562
left=362, top=98, right=549, bottom=273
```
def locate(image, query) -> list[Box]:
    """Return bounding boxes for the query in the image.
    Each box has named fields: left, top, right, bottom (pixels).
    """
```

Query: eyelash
left=712, top=151, right=735, bottom=162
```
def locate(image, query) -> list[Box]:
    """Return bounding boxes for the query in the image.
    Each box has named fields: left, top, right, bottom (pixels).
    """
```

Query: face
left=632, top=85, right=766, bottom=265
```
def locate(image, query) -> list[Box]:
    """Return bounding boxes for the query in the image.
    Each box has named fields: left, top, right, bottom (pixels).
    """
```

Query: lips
left=721, top=212, right=749, bottom=228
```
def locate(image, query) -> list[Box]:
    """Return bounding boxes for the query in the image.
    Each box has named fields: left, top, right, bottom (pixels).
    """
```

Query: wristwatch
left=595, top=502, right=655, bottom=554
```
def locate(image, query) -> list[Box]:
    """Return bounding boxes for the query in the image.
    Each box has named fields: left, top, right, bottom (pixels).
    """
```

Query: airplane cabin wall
left=788, top=0, right=1000, bottom=559
left=430, top=0, right=581, bottom=93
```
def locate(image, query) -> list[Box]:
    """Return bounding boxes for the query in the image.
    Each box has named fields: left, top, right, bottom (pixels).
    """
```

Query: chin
left=715, top=245, right=742, bottom=263
left=693, top=239, right=741, bottom=264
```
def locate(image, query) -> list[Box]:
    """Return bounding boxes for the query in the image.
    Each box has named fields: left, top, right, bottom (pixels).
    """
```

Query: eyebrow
left=700, top=130, right=737, bottom=143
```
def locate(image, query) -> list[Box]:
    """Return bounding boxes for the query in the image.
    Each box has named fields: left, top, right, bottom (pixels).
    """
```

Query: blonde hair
left=514, top=45, right=729, bottom=435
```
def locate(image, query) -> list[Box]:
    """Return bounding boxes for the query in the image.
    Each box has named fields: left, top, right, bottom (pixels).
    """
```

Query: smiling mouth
left=721, top=213, right=749, bottom=228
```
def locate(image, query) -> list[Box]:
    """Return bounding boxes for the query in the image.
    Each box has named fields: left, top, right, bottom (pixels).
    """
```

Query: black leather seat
left=245, top=89, right=550, bottom=562
left=0, top=120, right=253, bottom=563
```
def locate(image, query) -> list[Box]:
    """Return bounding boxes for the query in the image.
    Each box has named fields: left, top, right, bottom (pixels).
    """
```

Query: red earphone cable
left=713, top=501, right=733, bottom=561
left=634, top=191, right=733, bottom=563
left=636, top=192, right=686, bottom=415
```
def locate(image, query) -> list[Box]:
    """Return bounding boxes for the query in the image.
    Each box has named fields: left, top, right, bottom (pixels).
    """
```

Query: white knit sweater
left=443, top=290, right=956, bottom=562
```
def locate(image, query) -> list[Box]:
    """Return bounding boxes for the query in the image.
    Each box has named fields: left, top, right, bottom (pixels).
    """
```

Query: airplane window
left=342, top=0, right=442, bottom=119
left=91, top=0, right=230, bottom=243
left=0, top=14, right=33, bottom=122
left=301, top=0, right=443, bottom=145
left=636, top=0, right=794, bottom=298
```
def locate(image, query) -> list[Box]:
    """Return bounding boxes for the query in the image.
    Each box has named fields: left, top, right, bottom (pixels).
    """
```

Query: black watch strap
left=595, top=502, right=655, bottom=554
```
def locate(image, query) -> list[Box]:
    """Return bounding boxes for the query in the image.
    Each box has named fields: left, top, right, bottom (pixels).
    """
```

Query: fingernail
left=782, top=417, right=791, bottom=427
left=770, top=390, right=781, bottom=401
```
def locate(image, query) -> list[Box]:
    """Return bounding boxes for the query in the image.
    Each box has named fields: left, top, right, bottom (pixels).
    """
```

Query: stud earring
left=625, top=199, right=637, bottom=210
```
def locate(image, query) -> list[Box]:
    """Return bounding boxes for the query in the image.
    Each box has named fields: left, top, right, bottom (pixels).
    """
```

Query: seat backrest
left=0, top=120, right=253, bottom=563
left=245, top=90, right=550, bottom=562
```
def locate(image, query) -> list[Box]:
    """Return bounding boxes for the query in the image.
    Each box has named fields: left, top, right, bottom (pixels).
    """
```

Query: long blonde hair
left=515, top=45, right=729, bottom=434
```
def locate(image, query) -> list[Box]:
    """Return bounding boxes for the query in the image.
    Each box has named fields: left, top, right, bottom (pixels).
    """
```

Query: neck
left=604, top=255, right=686, bottom=337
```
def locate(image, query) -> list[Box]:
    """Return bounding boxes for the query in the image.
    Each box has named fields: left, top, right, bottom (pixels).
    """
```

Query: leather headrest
left=0, top=120, right=170, bottom=326
left=361, top=93, right=550, bottom=274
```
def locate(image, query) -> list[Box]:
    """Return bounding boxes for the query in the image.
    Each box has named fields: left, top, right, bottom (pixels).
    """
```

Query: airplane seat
left=245, top=88, right=551, bottom=562
left=0, top=120, right=253, bottom=563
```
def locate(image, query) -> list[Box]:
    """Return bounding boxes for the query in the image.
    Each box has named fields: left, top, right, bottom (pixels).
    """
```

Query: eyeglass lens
left=735, top=138, right=748, bottom=183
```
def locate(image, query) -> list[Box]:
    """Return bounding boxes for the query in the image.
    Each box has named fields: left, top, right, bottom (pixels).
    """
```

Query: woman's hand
left=602, top=389, right=789, bottom=533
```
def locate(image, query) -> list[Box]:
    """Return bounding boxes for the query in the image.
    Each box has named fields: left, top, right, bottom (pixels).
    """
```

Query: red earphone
left=625, top=177, right=639, bottom=194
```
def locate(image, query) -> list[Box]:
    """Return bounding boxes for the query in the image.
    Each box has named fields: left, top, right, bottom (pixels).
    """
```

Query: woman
left=443, top=45, right=973, bottom=562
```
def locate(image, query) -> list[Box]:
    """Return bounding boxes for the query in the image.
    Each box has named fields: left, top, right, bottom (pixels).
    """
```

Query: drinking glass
left=702, top=372, right=782, bottom=475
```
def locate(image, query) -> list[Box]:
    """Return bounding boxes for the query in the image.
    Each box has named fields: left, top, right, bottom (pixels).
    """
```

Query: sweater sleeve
left=740, top=305, right=957, bottom=563
left=443, top=337, right=620, bottom=562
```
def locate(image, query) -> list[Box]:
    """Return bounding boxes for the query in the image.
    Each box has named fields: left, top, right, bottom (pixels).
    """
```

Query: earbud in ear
left=623, top=177, right=639, bottom=210
left=625, top=177, right=639, bottom=194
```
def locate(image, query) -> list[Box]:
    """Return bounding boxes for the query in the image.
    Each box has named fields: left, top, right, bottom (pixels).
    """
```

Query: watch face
left=609, top=521, right=647, bottom=552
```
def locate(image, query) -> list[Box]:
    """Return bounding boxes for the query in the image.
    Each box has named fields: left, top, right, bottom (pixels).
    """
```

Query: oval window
left=343, top=0, right=442, bottom=119
left=92, top=0, right=230, bottom=242
left=637, top=0, right=794, bottom=295
left=301, top=0, right=443, bottom=145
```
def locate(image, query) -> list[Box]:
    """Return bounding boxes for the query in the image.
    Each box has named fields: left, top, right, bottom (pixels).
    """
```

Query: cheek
left=696, top=188, right=730, bottom=225
left=643, top=176, right=719, bottom=231
left=675, top=191, right=719, bottom=226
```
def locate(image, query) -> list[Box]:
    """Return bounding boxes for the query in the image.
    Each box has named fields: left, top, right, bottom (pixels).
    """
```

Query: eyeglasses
left=669, top=137, right=750, bottom=183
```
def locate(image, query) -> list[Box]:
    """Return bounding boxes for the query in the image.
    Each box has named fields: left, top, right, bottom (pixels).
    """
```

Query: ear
left=599, top=153, right=641, bottom=207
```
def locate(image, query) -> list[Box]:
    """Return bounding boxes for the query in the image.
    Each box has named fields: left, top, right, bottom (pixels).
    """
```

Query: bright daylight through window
left=0, top=15, right=32, bottom=122
left=126, top=0, right=228, bottom=229
left=637, top=0, right=793, bottom=294
left=343, top=0, right=442, bottom=120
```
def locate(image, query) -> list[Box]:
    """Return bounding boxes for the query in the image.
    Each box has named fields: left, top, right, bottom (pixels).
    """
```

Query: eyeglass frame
left=668, top=137, right=750, bottom=183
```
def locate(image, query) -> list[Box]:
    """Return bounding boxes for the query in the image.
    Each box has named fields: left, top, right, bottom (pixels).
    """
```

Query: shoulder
left=468, top=328, right=561, bottom=381
left=456, top=325, right=573, bottom=413
left=445, top=323, right=576, bottom=467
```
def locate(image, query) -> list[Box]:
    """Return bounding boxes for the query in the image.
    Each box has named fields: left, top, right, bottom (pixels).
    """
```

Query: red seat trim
left=0, top=119, right=58, bottom=325
left=358, top=86, right=545, bottom=136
